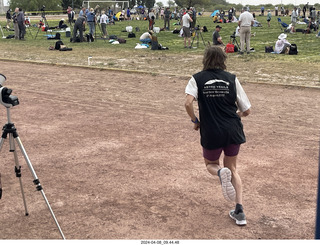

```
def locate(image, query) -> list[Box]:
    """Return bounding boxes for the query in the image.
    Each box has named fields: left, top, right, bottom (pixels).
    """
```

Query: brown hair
left=202, top=46, right=227, bottom=71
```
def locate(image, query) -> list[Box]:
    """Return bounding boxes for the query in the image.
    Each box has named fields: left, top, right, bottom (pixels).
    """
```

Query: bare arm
left=237, top=108, right=251, bottom=117
left=185, top=94, right=200, bottom=130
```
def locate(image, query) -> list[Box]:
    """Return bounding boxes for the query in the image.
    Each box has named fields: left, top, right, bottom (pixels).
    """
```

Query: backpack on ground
left=225, top=43, right=235, bottom=53
left=289, top=44, right=298, bottom=55
left=117, top=38, right=126, bottom=43
left=128, top=33, right=136, bottom=38
left=55, top=40, right=64, bottom=50
left=109, top=35, right=117, bottom=39
left=86, top=33, right=94, bottom=42
left=265, top=46, right=274, bottom=53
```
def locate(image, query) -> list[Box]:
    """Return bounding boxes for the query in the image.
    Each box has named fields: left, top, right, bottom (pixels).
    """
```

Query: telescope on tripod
left=0, top=74, right=65, bottom=239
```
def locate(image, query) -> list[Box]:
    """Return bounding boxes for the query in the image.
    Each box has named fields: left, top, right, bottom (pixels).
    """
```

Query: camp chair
left=277, top=18, right=289, bottom=31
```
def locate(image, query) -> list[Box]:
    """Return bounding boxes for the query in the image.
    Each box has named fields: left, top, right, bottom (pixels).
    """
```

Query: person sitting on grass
left=59, top=19, right=68, bottom=29
left=212, top=25, right=224, bottom=46
left=274, top=33, right=290, bottom=54
left=139, top=31, right=153, bottom=44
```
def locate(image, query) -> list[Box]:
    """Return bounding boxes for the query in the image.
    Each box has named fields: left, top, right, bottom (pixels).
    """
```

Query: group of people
left=212, top=8, right=238, bottom=24
left=211, top=6, right=254, bottom=54
left=5, top=7, right=26, bottom=40
left=71, top=6, right=112, bottom=42
left=211, top=4, right=319, bottom=55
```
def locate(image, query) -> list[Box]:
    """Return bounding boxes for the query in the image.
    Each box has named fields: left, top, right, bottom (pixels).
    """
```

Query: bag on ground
left=289, top=44, right=298, bottom=55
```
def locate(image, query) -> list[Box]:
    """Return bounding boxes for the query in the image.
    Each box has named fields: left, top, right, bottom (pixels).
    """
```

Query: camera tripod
left=230, top=34, right=240, bottom=52
left=0, top=25, right=6, bottom=39
left=0, top=106, right=65, bottom=239
left=35, top=11, right=50, bottom=39
left=95, top=22, right=107, bottom=42
left=191, top=26, right=206, bottom=48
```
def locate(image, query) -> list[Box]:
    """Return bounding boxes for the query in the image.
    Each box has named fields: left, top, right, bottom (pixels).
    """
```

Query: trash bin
left=66, top=27, right=71, bottom=37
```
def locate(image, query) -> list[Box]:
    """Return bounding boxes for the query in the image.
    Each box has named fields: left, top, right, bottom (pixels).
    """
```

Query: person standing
left=228, top=7, right=233, bottom=22
left=185, top=46, right=251, bottom=226
left=303, top=4, right=307, bottom=18
left=72, top=15, right=86, bottom=42
left=160, top=8, right=164, bottom=19
left=126, top=8, right=131, bottom=20
left=12, top=8, right=19, bottom=39
left=182, top=9, right=193, bottom=48
left=238, top=7, right=254, bottom=54
left=100, top=10, right=108, bottom=38
left=291, top=7, right=298, bottom=33
left=164, top=7, right=171, bottom=30
left=6, top=9, right=12, bottom=29
left=275, top=6, right=278, bottom=16
left=17, top=8, right=25, bottom=40
left=79, top=7, right=86, bottom=17
left=266, top=9, right=272, bottom=27
left=67, top=6, right=72, bottom=24
left=87, top=8, right=96, bottom=38
left=191, top=7, right=197, bottom=30
left=67, top=6, right=75, bottom=25
left=149, top=15, right=155, bottom=31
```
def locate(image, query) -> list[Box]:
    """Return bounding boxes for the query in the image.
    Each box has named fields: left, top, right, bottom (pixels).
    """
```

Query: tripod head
left=195, top=25, right=201, bottom=31
left=0, top=74, right=19, bottom=108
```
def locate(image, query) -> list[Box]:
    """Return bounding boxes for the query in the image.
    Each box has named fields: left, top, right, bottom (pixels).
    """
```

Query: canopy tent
left=210, top=10, right=220, bottom=17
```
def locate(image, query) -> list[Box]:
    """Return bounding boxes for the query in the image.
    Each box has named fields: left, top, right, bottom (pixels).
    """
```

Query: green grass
left=0, top=15, right=319, bottom=64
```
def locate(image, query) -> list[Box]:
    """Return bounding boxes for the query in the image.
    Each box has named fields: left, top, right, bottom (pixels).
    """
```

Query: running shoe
left=229, top=210, right=247, bottom=226
left=218, top=167, right=236, bottom=202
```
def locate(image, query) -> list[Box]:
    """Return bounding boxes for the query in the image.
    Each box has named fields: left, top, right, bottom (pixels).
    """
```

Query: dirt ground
left=0, top=60, right=319, bottom=240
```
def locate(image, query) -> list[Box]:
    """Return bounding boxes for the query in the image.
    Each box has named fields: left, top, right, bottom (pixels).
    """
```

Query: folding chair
left=277, top=18, right=289, bottom=31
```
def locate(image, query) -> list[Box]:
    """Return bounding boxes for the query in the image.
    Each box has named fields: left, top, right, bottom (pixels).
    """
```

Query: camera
left=230, top=32, right=236, bottom=38
left=0, top=74, right=19, bottom=108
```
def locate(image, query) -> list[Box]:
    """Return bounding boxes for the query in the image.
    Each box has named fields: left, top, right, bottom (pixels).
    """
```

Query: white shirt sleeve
left=185, top=76, right=198, bottom=100
left=235, top=77, right=251, bottom=112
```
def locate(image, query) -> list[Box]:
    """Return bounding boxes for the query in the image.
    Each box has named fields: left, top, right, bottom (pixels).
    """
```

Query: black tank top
left=193, top=69, right=246, bottom=149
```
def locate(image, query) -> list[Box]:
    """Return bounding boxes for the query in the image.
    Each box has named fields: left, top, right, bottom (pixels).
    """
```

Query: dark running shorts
left=203, top=144, right=241, bottom=161
left=183, top=26, right=191, bottom=38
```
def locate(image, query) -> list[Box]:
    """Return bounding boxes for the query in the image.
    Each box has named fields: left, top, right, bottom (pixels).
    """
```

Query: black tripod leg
left=98, top=23, right=106, bottom=43
left=0, top=172, right=2, bottom=199
left=14, top=136, right=65, bottom=239
left=200, top=32, right=206, bottom=46
left=191, top=31, right=196, bottom=47
left=28, top=27, right=33, bottom=38
left=0, top=137, right=5, bottom=200
left=9, top=133, right=29, bottom=215
left=34, top=26, right=41, bottom=39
